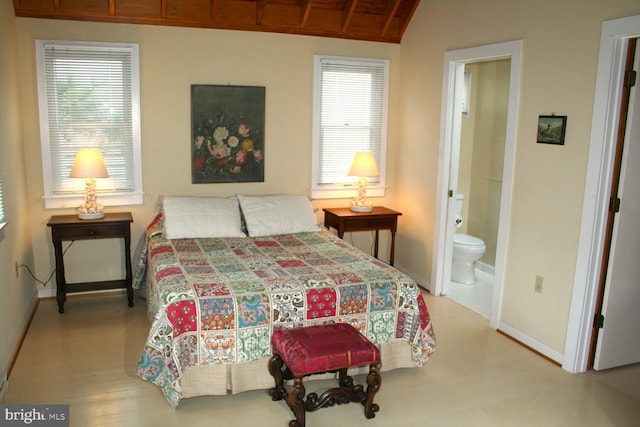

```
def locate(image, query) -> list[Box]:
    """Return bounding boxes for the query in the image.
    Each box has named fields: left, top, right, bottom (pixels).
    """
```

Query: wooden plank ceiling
left=13, top=0, right=421, bottom=43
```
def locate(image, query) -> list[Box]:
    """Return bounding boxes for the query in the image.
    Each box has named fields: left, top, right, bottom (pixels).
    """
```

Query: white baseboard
left=498, top=321, right=563, bottom=364
left=396, top=260, right=562, bottom=365
left=38, top=288, right=126, bottom=299
left=393, top=262, right=432, bottom=293
left=476, top=261, right=495, bottom=275
left=38, top=288, right=56, bottom=299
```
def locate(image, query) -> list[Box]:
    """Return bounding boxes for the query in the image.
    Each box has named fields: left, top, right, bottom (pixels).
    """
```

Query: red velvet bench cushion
left=271, top=323, right=380, bottom=377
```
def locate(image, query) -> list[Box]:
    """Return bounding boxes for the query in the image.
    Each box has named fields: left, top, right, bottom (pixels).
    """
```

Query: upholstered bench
left=268, top=323, right=382, bottom=427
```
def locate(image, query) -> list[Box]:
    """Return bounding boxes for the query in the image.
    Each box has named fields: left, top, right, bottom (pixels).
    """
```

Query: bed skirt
left=177, top=338, right=416, bottom=399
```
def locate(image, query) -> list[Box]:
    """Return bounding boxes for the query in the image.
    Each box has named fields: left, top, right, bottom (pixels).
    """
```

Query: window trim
left=311, top=55, right=389, bottom=200
left=35, top=40, right=143, bottom=209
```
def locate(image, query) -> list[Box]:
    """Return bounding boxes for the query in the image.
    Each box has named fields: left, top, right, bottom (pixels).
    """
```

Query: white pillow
left=163, top=196, right=246, bottom=239
left=237, top=194, right=320, bottom=237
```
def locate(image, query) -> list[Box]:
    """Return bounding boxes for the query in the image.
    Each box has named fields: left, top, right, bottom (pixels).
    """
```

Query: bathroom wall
left=458, top=59, right=510, bottom=266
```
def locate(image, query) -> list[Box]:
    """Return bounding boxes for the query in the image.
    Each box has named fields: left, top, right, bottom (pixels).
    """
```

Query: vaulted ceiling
left=13, top=0, right=421, bottom=43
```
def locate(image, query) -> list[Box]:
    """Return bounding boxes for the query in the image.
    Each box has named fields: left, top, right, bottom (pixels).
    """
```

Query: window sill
left=311, top=185, right=385, bottom=200
left=43, top=192, right=144, bottom=209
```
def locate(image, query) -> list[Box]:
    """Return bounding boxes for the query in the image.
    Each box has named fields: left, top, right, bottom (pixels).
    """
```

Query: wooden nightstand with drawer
left=47, top=212, right=134, bottom=313
left=323, top=207, right=402, bottom=266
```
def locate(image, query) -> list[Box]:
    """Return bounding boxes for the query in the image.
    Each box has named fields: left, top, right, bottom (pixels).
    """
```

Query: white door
left=594, top=42, right=640, bottom=370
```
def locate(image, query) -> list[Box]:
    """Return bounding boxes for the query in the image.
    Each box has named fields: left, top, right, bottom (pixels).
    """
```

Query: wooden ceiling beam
left=210, top=0, right=218, bottom=22
left=342, top=0, right=358, bottom=33
left=397, top=0, right=420, bottom=36
left=256, top=0, right=267, bottom=25
left=160, top=0, right=167, bottom=19
left=300, top=0, right=312, bottom=29
left=381, top=0, right=402, bottom=36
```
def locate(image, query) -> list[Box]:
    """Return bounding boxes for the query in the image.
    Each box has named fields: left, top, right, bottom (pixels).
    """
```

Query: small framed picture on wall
left=537, top=115, right=567, bottom=145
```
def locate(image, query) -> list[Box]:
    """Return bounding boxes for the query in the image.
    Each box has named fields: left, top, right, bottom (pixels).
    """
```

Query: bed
left=134, top=195, right=436, bottom=407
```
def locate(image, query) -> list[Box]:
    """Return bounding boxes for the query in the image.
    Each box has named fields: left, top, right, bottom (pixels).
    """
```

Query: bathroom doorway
left=432, top=40, right=523, bottom=329
left=447, top=59, right=511, bottom=319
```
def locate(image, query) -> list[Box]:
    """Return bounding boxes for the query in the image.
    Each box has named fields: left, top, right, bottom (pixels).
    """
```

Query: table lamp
left=348, top=151, right=379, bottom=212
left=69, top=148, right=109, bottom=219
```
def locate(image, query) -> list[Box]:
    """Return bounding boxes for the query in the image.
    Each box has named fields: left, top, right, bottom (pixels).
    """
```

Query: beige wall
left=5, top=0, right=640, bottom=373
left=14, top=20, right=401, bottom=297
left=398, top=0, right=640, bottom=355
left=0, top=3, right=37, bottom=385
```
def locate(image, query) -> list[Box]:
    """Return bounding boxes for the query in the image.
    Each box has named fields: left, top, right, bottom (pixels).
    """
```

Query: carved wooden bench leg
left=268, top=354, right=287, bottom=401
left=363, top=364, right=381, bottom=419
left=285, top=377, right=306, bottom=427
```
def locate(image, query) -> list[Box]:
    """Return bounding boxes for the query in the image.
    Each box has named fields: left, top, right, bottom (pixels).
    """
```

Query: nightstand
left=323, top=207, right=402, bottom=266
left=47, top=212, right=134, bottom=313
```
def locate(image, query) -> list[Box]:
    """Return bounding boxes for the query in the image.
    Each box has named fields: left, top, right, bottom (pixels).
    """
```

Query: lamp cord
left=16, top=241, right=75, bottom=286
left=346, top=230, right=378, bottom=258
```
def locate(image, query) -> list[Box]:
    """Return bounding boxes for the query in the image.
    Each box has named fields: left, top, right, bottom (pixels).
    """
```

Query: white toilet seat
left=453, top=233, right=485, bottom=248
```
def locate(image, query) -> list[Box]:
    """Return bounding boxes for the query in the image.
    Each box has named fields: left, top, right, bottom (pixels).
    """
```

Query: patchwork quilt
left=135, top=215, right=435, bottom=407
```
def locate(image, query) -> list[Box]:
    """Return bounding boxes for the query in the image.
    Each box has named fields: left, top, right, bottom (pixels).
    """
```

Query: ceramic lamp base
left=78, top=212, right=105, bottom=220
left=350, top=206, right=373, bottom=213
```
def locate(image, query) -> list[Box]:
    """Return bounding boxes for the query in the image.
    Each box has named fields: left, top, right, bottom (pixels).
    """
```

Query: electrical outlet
left=535, top=275, right=543, bottom=293
left=15, top=261, right=20, bottom=278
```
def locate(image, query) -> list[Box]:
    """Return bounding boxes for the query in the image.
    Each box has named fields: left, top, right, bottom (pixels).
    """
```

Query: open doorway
left=431, top=40, right=523, bottom=329
left=447, top=59, right=511, bottom=319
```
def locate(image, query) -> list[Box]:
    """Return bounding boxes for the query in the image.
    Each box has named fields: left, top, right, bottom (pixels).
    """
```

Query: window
left=312, top=56, right=389, bottom=199
left=462, top=68, right=472, bottom=117
left=36, top=40, right=143, bottom=209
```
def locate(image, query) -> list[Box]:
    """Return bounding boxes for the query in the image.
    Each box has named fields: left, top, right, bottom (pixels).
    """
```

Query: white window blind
left=36, top=40, right=143, bottom=208
left=312, top=56, right=388, bottom=199
left=0, top=171, right=6, bottom=230
left=462, top=68, right=472, bottom=117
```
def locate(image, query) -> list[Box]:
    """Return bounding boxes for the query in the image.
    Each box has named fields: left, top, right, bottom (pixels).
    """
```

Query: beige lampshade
left=348, top=151, right=379, bottom=177
left=69, top=148, right=109, bottom=178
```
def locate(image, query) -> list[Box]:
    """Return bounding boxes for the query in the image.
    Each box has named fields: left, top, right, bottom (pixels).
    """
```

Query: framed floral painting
left=191, top=85, right=265, bottom=183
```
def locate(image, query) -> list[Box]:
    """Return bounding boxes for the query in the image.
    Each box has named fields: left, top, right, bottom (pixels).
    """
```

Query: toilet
left=451, top=195, right=486, bottom=285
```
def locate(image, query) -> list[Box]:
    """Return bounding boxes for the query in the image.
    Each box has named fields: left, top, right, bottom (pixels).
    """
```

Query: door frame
left=431, top=40, right=523, bottom=329
left=564, top=14, right=640, bottom=374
